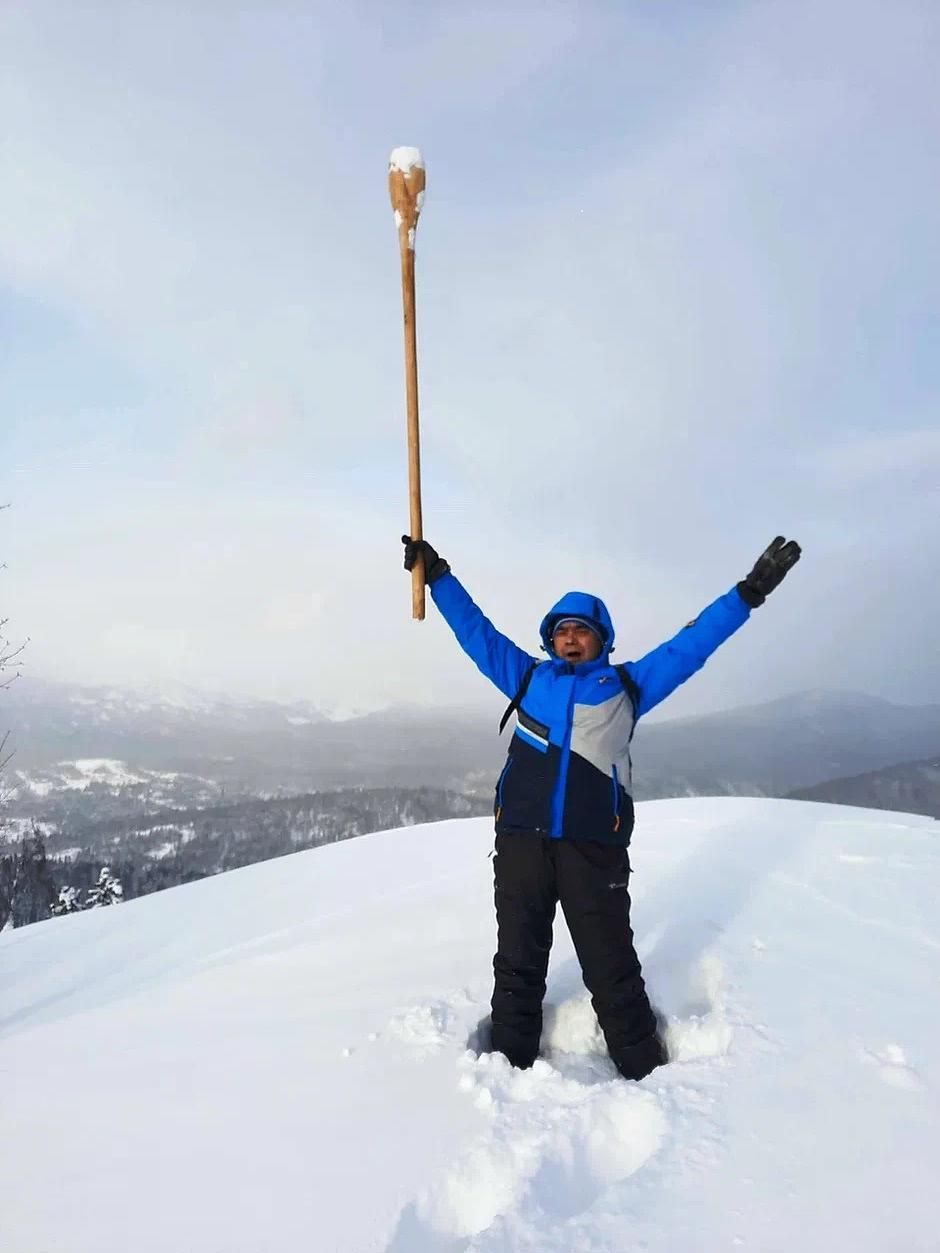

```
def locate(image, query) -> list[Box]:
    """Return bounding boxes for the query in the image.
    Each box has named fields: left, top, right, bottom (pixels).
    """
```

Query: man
left=402, top=535, right=801, bottom=1080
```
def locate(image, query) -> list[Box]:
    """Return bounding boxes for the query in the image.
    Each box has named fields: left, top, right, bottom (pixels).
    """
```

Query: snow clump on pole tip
left=389, top=147, right=425, bottom=173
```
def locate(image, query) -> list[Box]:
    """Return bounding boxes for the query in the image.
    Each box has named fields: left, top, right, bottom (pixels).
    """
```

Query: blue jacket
left=430, top=573, right=750, bottom=844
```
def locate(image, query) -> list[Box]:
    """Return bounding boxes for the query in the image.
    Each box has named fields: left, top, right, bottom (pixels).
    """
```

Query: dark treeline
left=1, top=786, right=491, bottom=930
left=0, top=835, right=56, bottom=929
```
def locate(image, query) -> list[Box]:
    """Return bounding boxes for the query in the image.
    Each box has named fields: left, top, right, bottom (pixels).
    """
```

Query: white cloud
left=3, top=0, right=939, bottom=711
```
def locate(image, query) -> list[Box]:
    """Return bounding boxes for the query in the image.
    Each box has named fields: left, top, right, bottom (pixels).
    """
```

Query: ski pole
left=388, top=146, right=427, bottom=621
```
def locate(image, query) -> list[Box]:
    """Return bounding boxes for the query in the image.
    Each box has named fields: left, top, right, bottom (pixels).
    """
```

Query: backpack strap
left=614, top=664, right=641, bottom=735
left=499, top=661, right=540, bottom=735
left=499, top=661, right=640, bottom=736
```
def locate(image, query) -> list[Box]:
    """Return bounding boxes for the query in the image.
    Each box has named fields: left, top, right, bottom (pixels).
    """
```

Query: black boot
left=610, top=1030, right=669, bottom=1081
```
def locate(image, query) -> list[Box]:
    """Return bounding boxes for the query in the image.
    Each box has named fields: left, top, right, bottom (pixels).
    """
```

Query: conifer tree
left=51, top=885, right=83, bottom=916
left=9, top=834, right=56, bottom=927
left=85, top=866, right=124, bottom=909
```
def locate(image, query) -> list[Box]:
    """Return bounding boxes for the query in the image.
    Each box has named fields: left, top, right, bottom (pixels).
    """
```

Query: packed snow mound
left=1, top=798, right=938, bottom=1253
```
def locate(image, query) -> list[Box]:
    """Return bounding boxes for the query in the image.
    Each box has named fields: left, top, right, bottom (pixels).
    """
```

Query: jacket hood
left=539, top=591, right=616, bottom=657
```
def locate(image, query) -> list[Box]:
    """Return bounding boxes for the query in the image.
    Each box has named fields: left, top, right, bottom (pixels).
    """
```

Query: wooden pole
left=388, top=147, right=427, bottom=620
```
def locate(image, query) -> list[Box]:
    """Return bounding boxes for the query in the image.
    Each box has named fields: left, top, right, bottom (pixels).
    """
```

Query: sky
left=3, top=0, right=939, bottom=718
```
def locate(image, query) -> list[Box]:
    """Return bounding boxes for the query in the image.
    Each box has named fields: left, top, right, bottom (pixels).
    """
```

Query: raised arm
left=403, top=537, right=535, bottom=699
left=625, top=536, right=802, bottom=719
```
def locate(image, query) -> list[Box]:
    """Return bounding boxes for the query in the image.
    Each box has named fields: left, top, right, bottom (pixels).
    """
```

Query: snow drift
left=1, top=798, right=937, bottom=1252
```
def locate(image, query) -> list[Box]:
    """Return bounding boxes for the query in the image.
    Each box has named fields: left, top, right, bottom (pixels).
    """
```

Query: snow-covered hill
left=1, top=799, right=937, bottom=1252
left=8, top=757, right=222, bottom=808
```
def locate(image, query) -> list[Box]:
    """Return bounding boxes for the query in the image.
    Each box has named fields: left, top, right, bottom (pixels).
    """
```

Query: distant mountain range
left=788, top=756, right=940, bottom=819
left=634, top=689, right=940, bottom=799
left=3, top=679, right=938, bottom=928
left=5, top=678, right=940, bottom=804
left=3, top=676, right=502, bottom=795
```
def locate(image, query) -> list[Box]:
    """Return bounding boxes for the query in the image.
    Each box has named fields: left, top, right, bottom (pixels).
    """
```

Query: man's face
left=552, top=621, right=603, bottom=664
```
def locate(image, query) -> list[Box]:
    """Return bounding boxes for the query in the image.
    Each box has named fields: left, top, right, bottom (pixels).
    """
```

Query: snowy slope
left=1, top=799, right=937, bottom=1253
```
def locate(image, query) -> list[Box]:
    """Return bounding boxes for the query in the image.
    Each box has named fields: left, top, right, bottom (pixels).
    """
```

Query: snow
left=13, top=770, right=57, bottom=799
left=389, top=145, right=424, bottom=174
left=11, top=758, right=156, bottom=794
left=1, top=816, right=56, bottom=842
left=0, top=798, right=937, bottom=1252
left=70, top=757, right=149, bottom=783
left=12, top=760, right=214, bottom=804
left=149, top=840, right=178, bottom=860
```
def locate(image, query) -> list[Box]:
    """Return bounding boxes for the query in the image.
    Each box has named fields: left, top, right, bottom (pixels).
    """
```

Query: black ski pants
left=490, top=831, right=665, bottom=1081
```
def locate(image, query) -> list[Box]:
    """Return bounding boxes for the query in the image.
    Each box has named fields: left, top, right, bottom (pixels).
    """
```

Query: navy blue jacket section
left=430, top=573, right=750, bottom=843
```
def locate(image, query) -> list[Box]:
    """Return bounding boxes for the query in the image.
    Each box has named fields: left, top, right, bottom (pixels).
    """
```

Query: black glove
left=401, top=535, right=450, bottom=586
left=737, top=536, right=801, bottom=607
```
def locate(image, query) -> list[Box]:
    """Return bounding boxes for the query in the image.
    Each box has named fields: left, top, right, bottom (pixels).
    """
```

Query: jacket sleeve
left=429, top=571, right=537, bottom=700
left=624, top=587, right=751, bottom=719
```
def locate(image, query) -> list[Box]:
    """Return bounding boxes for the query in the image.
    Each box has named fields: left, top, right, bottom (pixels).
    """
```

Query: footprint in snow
left=386, top=1048, right=667, bottom=1251
left=647, top=951, right=734, bottom=1064
left=386, top=961, right=730, bottom=1250
left=385, top=990, right=478, bottom=1055
left=859, top=1041, right=923, bottom=1091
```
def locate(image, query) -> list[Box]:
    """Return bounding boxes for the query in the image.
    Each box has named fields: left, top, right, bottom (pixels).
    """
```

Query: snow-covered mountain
left=637, top=687, right=940, bottom=797
left=7, top=676, right=940, bottom=800
left=789, top=755, right=940, bottom=818
left=1, top=798, right=937, bottom=1252
left=7, top=757, right=223, bottom=807
left=4, top=675, right=502, bottom=795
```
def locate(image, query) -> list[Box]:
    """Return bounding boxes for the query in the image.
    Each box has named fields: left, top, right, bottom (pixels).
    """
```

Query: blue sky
left=3, top=0, right=939, bottom=716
